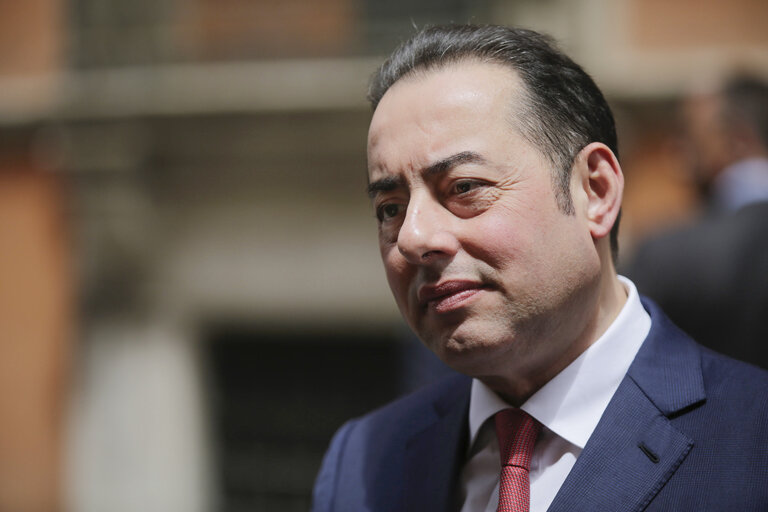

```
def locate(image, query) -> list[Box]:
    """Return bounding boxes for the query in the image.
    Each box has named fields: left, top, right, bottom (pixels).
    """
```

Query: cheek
left=461, top=211, right=535, bottom=266
left=381, top=247, right=410, bottom=301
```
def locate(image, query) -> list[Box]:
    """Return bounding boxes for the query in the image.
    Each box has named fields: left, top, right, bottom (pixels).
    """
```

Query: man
left=312, top=25, right=768, bottom=511
left=627, top=75, right=768, bottom=369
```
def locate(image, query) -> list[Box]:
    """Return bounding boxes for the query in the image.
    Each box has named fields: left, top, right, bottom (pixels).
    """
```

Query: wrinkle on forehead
left=366, top=60, right=537, bottom=190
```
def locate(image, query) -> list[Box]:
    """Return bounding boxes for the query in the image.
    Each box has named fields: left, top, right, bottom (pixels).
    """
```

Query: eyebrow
left=424, top=151, right=486, bottom=176
left=366, top=175, right=405, bottom=198
left=367, top=151, right=486, bottom=198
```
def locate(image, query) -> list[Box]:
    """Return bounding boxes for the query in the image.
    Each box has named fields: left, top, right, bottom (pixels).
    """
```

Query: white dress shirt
left=459, top=276, right=651, bottom=512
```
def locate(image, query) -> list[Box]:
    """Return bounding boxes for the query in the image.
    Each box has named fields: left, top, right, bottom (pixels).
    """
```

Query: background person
left=626, top=75, right=768, bottom=369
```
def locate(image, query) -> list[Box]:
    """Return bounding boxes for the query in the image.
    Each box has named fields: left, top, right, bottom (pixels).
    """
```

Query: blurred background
left=1, top=0, right=767, bottom=511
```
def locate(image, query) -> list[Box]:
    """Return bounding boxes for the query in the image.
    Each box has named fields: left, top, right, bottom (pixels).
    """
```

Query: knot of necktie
left=495, top=408, right=541, bottom=469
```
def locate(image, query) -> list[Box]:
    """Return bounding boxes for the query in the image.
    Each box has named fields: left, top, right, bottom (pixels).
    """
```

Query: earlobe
left=578, top=143, right=623, bottom=240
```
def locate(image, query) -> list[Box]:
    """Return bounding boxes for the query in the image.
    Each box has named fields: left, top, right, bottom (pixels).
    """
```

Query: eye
left=452, top=180, right=484, bottom=195
left=377, top=203, right=403, bottom=221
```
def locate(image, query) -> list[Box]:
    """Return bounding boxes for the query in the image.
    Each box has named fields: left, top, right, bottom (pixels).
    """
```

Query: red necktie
left=494, top=408, right=541, bottom=512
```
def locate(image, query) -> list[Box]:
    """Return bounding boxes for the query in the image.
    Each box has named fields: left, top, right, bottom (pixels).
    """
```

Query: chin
left=427, top=328, right=514, bottom=376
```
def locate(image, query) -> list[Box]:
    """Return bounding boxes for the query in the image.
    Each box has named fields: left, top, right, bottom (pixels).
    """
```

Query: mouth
left=417, top=280, right=487, bottom=314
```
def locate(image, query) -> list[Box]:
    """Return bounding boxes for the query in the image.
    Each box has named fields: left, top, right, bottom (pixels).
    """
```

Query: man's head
left=366, top=25, right=625, bottom=402
left=681, top=74, right=768, bottom=192
left=721, top=75, right=768, bottom=161
left=368, top=24, right=621, bottom=260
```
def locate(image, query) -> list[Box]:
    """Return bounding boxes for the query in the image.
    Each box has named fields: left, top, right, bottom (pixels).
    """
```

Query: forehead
left=367, top=61, right=527, bottom=179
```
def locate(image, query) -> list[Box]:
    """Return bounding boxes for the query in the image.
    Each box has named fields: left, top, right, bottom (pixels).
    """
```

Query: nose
left=397, top=195, right=459, bottom=264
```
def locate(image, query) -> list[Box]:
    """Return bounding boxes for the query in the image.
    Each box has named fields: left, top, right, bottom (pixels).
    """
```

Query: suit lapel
left=546, top=378, right=694, bottom=511
left=403, top=375, right=471, bottom=512
left=548, top=299, right=706, bottom=512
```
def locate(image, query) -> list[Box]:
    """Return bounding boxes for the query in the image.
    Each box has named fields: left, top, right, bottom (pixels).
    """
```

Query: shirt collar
left=467, top=276, right=651, bottom=450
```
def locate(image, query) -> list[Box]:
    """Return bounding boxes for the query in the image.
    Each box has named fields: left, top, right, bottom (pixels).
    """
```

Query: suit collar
left=627, top=297, right=706, bottom=415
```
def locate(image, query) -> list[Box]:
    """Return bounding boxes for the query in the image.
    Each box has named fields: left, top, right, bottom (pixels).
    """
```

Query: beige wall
left=0, top=163, right=72, bottom=512
left=0, top=0, right=62, bottom=75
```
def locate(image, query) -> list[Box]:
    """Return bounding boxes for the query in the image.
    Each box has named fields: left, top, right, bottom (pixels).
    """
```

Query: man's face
left=367, top=61, right=602, bottom=380
left=680, top=92, right=731, bottom=190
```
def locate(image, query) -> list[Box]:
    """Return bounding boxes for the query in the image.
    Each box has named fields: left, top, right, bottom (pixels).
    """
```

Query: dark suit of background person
left=626, top=75, right=768, bottom=370
left=312, top=26, right=768, bottom=511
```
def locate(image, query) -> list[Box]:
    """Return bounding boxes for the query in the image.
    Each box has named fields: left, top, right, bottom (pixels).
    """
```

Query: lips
left=418, top=280, right=486, bottom=313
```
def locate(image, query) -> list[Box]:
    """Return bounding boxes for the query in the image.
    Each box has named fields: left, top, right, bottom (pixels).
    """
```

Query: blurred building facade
left=1, top=0, right=767, bottom=511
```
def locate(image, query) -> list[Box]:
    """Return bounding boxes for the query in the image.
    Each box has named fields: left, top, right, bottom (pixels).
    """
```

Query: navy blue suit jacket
left=312, top=299, right=768, bottom=511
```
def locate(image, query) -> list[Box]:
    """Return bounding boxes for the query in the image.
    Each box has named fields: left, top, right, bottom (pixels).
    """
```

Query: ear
left=574, top=142, right=624, bottom=241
